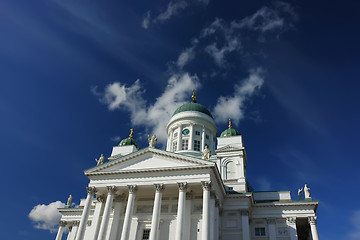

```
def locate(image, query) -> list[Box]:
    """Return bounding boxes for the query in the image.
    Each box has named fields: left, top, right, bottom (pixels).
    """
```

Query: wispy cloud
left=349, top=210, right=360, bottom=239
left=213, top=68, right=264, bottom=124
left=29, top=201, right=66, bottom=233
left=93, top=73, right=200, bottom=144
left=143, top=0, right=209, bottom=29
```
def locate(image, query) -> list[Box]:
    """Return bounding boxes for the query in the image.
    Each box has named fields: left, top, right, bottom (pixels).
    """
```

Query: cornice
left=254, top=201, right=319, bottom=208
left=86, top=147, right=213, bottom=174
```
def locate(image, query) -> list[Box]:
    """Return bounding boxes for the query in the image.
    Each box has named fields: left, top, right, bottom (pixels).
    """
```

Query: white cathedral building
left=56, top=92, right=319, bottom=240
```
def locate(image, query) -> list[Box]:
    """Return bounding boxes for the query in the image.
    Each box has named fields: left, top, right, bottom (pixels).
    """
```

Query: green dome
left=220, top=128, right=240, bottom=137
left=173, top=102, right=213, bottom=118
left=119, top=137, right=139, bottom=149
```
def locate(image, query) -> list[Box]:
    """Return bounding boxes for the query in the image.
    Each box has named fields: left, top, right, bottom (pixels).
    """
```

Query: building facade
left=56, top=94, right=319, bottom=240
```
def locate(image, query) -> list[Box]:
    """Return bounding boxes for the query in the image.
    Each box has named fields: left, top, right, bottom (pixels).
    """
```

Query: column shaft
left=241, top=211, right=250, bottom=240
left=177, top=125, right=183, bottom=151
left=76, top=187, right=96, bottom=240
left=189, top=124, right=194, bottom=150
left=97, top=186, right=116, bottom=240
left=201, top=127, right=205, bottom=151
left=201, top=181, right=211, bottom=240
left=55, top=221, right=66, bottom=240
left=175, top=183, right=187, bottom=240
left=108, top=196, right=124, bottom=240
left=286, top=217, right=298, bottom=240
left=120, top=185, right=137, bottom=240
left=149, top=184, right=164, bottom=240
left=309, top=216, right=319, bottom=240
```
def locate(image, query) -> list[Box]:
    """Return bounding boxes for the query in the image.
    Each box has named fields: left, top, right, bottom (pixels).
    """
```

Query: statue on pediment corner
left=95, top=154, right=105, bottom=166
left=148, top=134, right=157, bottom=148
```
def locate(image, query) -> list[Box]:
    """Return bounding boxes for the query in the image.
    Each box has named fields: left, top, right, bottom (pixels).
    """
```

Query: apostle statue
left=148, top=134, right=157, bottom=148
left=95, top=154, right=105, bottom=166
left=202, top=145, right=211, bottom=160
left=304, top=184, right=311, bottom=199
left=298, top=187, right=303, bottom=200
left=67, top=194, right=72, bottom=208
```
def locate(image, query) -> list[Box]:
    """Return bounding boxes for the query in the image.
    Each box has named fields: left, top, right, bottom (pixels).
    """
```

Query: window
left=174, top=132, right=178, bottom=138
left=182, top=139, right=188, bottom=150
left=225, top=161, right=236, bottom=179
left=194, top=140, right=201, bottom=151
left=206, top=134, right=209, bottom=139
left=142, top=229, right=150, bottom=240
left=195, top=131, right=200, bottom=136
left=255, top=227, right=266, bottom=236
left=172, top=141, right=177, bottom=151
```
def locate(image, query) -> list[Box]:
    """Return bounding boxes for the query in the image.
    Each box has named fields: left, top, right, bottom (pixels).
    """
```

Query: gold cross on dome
left=192, top=89, right=196, bottom=102
left=229, top=118, right=232, bottom=129
left=129, top=128, right=133, bottom=138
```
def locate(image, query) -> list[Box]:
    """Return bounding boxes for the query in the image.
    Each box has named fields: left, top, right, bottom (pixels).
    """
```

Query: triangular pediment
left=216, top=145, right=243, bottom=153
left=85, top=148, right=213, bottom=174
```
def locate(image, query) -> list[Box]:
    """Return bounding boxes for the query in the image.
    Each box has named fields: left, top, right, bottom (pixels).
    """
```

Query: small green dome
left=173, top=102, right=213, bottom=118
left=119, top=137, right=139, bottom=150
left=220, top=128, right=240, bottom=137
left=220, top=118, right=240, bottom=137
left=119, top=128, right=139, bottom=149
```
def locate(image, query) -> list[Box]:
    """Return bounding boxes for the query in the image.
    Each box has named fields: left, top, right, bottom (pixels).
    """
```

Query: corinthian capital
left=177, top=182, right=188, bottom=191
left=59, top=221, right=67, bottom=227
left=128, top=185, right=137, bottom=193
left=286, top=217, right=296, bottom=224
left=201, top=181, right=211, bottom=191
left=308, top=216, right=317, bottom=224
left=154, top=183, right=165, bottom=192
left=86, top=186, right=97, bottom=195
left=107, top=185, right=117, bottom=194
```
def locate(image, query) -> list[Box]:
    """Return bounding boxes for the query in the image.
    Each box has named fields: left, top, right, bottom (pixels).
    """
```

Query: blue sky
left=0, top=0, right=359, bottom=239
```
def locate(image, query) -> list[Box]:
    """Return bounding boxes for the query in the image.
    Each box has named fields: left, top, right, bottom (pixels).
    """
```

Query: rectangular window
left=195, top=131, right=200, bottom=136
left=206, top=134, right=209, bottom=139
left=172, top=141, right=177, bottom=151
left=182, top=139, right=188, bottom=150
left=142, top=229, right=150, bottom=240
left=174, top=132, right=178, bottom=138
left=255, top=227, right=266, bottom=236
left=194, top=140, right=201, bottom=151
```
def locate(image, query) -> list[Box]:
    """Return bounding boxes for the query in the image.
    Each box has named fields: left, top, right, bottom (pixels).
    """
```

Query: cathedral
left=56, top=92, right=319, bottom=240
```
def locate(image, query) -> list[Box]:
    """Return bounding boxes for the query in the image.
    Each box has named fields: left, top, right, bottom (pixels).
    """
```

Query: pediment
left=216, top=145, right=243, bottom=153
left=85, top=148, right=213, bottom=174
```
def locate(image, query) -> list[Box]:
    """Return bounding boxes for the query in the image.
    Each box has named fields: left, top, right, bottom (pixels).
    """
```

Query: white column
left=66, top=223, right=73, bottom=240
left=175, top=183, right=187, bottom=240
left=183, top=193, right=192, bottom=240
left=55, top=221, right=66, bottom=240
left=241, top=210, right=250, bottom=240
left=120, top=185, right=137, bottom=240
left=189, top=124, right=194, bottom=150
left=201, top=181, right=211, bottom=240
left=108, top=194, right=125, bottom=240
left=69, top=221, right=80, bottom=240
left=201, top=127, right=205, bottom=151
left=97, top=186, right=116, bottom=240
left=286, top=217, right=298, bottom=240
left=267, top=218, right=276, bottom=240
left=214, top=200, right=220, bottom=240
left=76, top=187, right=97, bottom=240
left=149, top=184, right=164, bottom=240
left=209, top=196, right=215, bottom=240
left=167, top=128, right=174, bottom=151
left=90, top=195, right=106, bottom=240
left=177, top=125, right=183, bottom=151
left=308, top=216, right=319, bottom=240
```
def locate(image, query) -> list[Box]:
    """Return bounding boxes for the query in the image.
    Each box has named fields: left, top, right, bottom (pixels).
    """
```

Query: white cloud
left=213, top=68, right=264, bottom=124
left=156, top=1, right=188, bottom=22
left=349, top=210, right=360, bottom=239
left=93, top=73, right=200, bottom=145
left=176, top=46, right=195, bottom=69
left=29, top=201, right=66, bottom=233
left=142, top=11, right=151, bottom=29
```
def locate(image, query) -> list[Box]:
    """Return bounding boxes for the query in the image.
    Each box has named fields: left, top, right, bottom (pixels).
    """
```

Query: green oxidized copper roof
left=119, top=128, right=139, bottom=149
left=173, top=102, right=213, bottom=118
left=220, top=118, right=240, bottom=137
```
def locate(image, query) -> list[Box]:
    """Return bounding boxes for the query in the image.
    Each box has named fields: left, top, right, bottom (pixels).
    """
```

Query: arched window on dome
left=225, top=161, right=236, bottom=180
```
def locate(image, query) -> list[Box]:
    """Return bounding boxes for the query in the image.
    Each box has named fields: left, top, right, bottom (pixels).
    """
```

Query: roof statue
left=95, top=154, right=105, bottom=166
left=304, top=184, right=311, bottom=199
left=148, top=134, right=157, bottom=148
left=298, top=187, right=303, bottom=200
left=66, top=194, right=72, bottom=208
left=202, top=145, right=211, bottom=160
